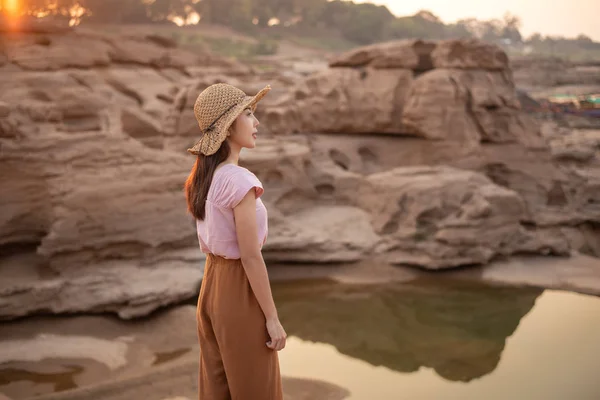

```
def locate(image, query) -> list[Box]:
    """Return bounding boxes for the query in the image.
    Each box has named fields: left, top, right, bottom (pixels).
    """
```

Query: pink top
left=196, top=164, right=268, bottom=259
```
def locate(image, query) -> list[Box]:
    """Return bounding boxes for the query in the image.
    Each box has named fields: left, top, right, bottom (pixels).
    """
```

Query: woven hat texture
left=187, top=83, right=270, bottom=156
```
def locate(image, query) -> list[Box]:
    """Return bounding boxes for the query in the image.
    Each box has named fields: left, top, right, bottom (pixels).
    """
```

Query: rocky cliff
left=1, top=26, right=598, bottom=320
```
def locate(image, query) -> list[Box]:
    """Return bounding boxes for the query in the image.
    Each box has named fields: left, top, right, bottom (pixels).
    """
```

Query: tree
left=251, top=0, right=276, bottom=27
left=500, top=12, right=522, bottom=43
left=82, top=0, right=147, bottom=23
left=293, top=0, right=326, bottom=27
left=576, top=34, right=593, bottom=43
left=445, top=22, right=473, bottom=39
left=527, top=33, right=543, bottom=44
left=385, top=17, right=429, bottom=39
left=336, top=2, right=394, bottom=44
left=195, top=0, right=252, bottom=27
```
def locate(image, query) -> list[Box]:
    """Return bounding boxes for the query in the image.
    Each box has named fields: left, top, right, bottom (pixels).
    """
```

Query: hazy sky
left=355, top=0, right=600, bottom=41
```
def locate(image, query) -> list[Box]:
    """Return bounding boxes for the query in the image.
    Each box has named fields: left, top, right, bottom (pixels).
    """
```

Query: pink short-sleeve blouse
left=196, top=164, right=268, bottom=259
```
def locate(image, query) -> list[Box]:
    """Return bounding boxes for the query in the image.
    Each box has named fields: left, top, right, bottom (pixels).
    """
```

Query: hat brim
left=187, top=85, right=271, bottom=156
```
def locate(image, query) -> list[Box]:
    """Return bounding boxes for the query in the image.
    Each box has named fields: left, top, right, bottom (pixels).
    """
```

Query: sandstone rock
left=402, top=69, right=535, bottom=145
left=2, top=28, right=212, bottom=73
left=329, top=39, right=508, bottom=71
left=0, top=250, right=203, bottom=320
left=1, top=127, right=197, bottom=267
left=238, top=136, right=366, bottom=216
left=104, top=68, right=179, bottom=118
left=0, top=17, right=73, bottom=34
left=264, top=206, right=380, bottom=263
left=0, top=71, right=109, bottom=131
left=548, top=129, right=600, bottom=162
left=530, top=123, right=600, bottom=225
left=262, top=43, right=535, bottom=140
left=163, top=80, right=213, bottom=140
left=560, top=224, right=600, bottom=257
left=107, top=37, right=199, bottom=69
left=145, top=34, right=178, bottom=49
left=5, top=34, right=113, bottom=70
left=307, top=133, right=480, bottom=175
left=0, top=59, right=204, bottom=320
left=354, top=166, right=559, bottom=269
left=0, top=163, right=52, bottom=246
left=0, top=65, right=197, bottom=271
left=0, top=115, right=19, bottom=139
left=329, top=39, right=434, bottom=71
left=431, top=39, right=509, bottom=70
left=265, top=67, right=413, bottom=135
left=482, top=147, right=600, bottom=228
left=306, top=130, right=598, bottom=234
left=0, top=101, right=9, bottom=118
left=512, top=56, right=600, bottom=89
left=2, top=29, right=599, bottom=321
left=121, top=108, right=164, bottom=149
left=0, top=28, right=290, bottom=320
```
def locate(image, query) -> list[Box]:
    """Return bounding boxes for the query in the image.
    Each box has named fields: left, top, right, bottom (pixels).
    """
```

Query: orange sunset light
left=3, top=0, right=21, bottom=16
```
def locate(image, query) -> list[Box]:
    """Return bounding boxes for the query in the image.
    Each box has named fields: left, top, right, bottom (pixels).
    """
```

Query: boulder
left=4, top=34, right=113, bottom=70
left=329, top=39, right=435, bottom=71
left=329, top=39, right=508, bottom=71
left=0, top=250, right=203, bottom=320
left=106, top=36, right=200, bottom=69
left=288, top=67, right=413, bottom=134
left=355, top=166, right=567, bottom=268
left=431, top=39, right=509, bottom=70
left=264, top=206, right=380, bottom=263
left=402, top=69, right=535, bottom=145
left=2, top=30, right=599, bottom=321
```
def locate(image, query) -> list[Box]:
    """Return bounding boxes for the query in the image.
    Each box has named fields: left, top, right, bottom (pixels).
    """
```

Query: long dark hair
left=184, top=140, right=231, bottom=220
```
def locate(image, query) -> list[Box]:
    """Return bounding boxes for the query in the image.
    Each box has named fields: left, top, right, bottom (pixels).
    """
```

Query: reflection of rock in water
left=273, top=279, right=542, bottom=382
left=0, top=362, right=83, bottom=395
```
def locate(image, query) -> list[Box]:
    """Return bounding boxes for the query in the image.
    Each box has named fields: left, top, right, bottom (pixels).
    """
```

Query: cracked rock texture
left=1, top=28, right=599, bottom=320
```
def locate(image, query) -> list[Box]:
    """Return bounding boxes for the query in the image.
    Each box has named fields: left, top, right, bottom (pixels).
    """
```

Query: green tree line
left=7, top=0, right=600, bottom=54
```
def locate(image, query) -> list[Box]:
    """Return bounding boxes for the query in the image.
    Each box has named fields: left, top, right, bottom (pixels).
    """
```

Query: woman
left=184, top=83, right=286, bottom=400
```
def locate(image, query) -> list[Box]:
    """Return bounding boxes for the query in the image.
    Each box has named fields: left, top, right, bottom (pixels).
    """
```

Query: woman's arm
left=234, top=189, right=286, bottom=351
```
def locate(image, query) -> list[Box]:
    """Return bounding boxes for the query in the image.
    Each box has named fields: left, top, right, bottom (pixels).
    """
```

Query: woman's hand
left=266, top=318, right=287, bottom=351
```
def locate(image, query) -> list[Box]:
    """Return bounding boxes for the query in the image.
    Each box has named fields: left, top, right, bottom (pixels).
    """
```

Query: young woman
left=184, top=83, right=285, bottom=399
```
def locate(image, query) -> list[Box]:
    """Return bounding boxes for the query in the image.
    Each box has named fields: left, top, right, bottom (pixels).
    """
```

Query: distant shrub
left=253, top=38, right=279, bottom=55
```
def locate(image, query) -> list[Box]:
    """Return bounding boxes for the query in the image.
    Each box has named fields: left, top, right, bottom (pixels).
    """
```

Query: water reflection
left=0, top=360, right=85, bottom=397
left=273, top=279, right=542, bottom=382
left=152, top=348, right=191, bottom=366
left=0, top=366, right=81, bottom=392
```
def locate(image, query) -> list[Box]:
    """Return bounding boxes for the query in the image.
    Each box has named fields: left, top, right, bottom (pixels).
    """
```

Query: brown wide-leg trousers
left=196, top=253, right=283, bottom=400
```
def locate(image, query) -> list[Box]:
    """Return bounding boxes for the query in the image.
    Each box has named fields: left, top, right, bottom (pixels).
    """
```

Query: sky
left=355, top=0, right=600, bottom=41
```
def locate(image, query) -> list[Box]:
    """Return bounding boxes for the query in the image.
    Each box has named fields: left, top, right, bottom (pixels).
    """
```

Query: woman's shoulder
left=211, top=164, right=263, bottom=207
left=215, top=164, right=260, bottom=183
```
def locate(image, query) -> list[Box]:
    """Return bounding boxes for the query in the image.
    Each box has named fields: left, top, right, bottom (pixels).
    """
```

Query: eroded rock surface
left=1, top=31, right=599, bottom=320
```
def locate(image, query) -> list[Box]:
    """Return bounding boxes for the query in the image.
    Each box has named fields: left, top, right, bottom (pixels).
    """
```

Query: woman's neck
left=225, top=144, right=241, bottom=165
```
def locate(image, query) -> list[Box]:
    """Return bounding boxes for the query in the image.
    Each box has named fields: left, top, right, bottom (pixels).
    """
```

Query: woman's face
left=228, top=107, right=259, bottom=150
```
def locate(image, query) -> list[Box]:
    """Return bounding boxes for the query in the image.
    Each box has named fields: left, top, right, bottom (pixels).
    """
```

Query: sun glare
left=4, top=0, right=20, bottom=16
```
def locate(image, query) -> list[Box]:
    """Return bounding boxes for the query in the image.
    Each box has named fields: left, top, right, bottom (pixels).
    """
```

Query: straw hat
left=187, top=83, right=271, bottom=156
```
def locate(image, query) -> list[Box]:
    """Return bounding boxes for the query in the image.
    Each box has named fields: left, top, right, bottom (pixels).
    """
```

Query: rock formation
left=1, top=28, right=599, bottom=320
left=0, top=25, right=235, bottom=319
left=235, top=39, right=598, bottom=267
